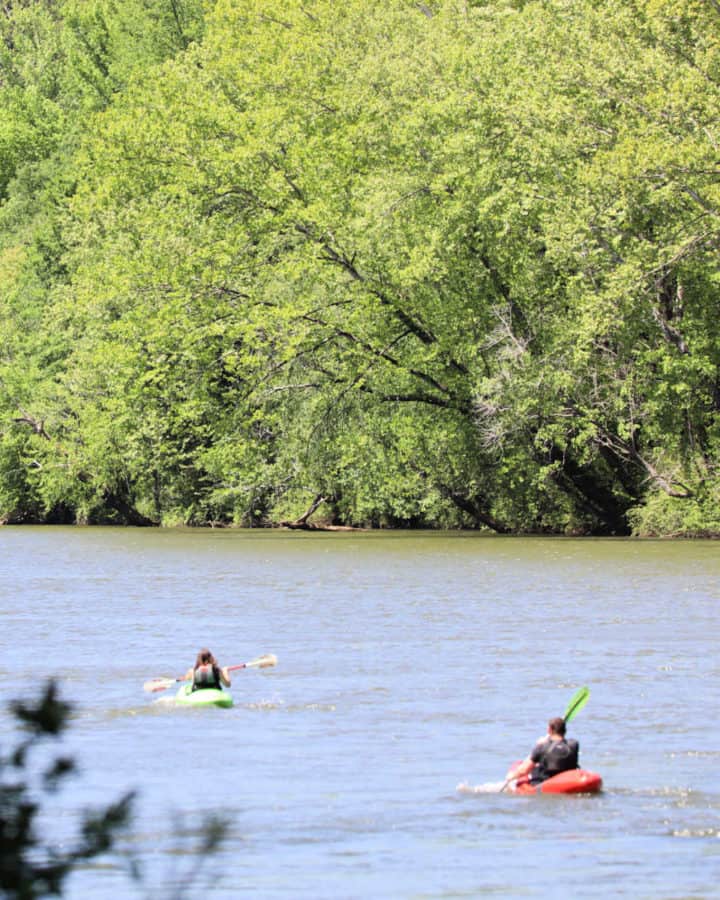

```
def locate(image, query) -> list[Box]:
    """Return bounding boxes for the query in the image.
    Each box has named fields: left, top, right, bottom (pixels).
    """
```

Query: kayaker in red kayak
left=184, top=648, right=232, bottom=692
left=506, top=716, right=579, bottom=786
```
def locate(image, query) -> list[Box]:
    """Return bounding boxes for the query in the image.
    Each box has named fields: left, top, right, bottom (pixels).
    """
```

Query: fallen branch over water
left=279, top=493, right=366, bottom=531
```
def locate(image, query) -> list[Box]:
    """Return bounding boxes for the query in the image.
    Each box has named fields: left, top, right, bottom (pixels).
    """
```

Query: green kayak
left=175, top=684, right=233, bottom=708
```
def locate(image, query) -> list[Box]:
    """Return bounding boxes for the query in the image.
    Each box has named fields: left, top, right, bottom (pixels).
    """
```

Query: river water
left=1, top=527, right=718, bottom=899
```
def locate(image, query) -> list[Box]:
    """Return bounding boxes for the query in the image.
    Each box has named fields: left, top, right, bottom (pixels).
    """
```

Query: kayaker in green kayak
left=506, top=717, right=579, bottom=786
left=184, top=648, right=232, bottom=692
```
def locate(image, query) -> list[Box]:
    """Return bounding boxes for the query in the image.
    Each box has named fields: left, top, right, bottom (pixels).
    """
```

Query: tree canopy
left=1, top=0, right=718, bottom=535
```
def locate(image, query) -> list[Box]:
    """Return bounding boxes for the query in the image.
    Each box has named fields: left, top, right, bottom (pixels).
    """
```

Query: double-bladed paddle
left=499, top=685, right=590, bottom=792
left=143, top=653, right=277, bottom=693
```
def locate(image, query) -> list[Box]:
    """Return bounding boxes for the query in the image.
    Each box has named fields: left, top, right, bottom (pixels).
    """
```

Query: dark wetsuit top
left=529, top=736, right=579, bottom=783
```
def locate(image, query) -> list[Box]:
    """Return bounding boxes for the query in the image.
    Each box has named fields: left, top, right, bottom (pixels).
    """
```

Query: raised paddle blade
left=563, top=686, right=590, bottom=723
left=244, top=653, right=277, bottom=669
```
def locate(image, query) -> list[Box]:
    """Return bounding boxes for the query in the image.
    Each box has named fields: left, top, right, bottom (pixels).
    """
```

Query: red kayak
left=510, top=767, right=603, bottom=795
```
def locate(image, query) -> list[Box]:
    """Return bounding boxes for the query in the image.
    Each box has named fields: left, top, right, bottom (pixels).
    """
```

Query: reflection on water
left=1, top=527, right=719, bottom=898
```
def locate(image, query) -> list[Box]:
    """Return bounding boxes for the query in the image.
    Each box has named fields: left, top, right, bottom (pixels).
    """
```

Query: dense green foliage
left=1, top=0, right=719, bottom=535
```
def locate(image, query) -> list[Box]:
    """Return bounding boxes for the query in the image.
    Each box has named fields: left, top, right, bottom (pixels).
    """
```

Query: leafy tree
left=0, top=681, right=231, bottom=899
left=0, top=0, right=206, bottom=524
left=1, top=0, right=719, bottom=534
left=0, top=681, right=134, bottom=898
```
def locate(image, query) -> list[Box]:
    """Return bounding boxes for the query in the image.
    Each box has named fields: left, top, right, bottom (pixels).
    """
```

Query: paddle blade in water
left=563, top=686, right=590, bottom=723
left=143, top=677, right=175, bottom=693
left=457, top=781, right=508, bottom=795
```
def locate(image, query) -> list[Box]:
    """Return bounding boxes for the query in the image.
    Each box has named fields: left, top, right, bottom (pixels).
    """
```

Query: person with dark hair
left=184, top=648, right=231, bottom=692
left=506, top=716, right=579, bottom=786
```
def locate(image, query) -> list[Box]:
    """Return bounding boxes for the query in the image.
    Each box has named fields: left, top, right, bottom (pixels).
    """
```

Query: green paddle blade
left=563, top=686, right=590, bottom=723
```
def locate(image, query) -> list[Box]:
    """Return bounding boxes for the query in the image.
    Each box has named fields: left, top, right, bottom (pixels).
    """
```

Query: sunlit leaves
left=1, top=0, right=719, bottom=533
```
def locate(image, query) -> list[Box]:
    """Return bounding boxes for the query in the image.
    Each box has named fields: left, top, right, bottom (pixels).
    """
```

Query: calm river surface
left=1, top=527, right=718, bottom=899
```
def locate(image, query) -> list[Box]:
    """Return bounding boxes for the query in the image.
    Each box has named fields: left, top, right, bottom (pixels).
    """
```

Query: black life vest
left=531, top=737, right=579, bottom=782
left=192, top=663, right=221, bottom=691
